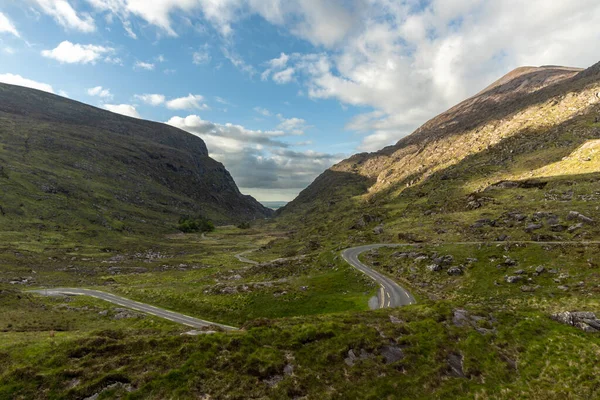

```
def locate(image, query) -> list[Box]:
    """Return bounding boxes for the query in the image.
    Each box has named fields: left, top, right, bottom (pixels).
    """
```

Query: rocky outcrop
left=552, top=311, right=600, bottom=332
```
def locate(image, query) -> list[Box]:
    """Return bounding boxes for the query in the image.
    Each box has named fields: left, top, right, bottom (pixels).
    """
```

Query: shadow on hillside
left=277, top=170, right=376, bottom=215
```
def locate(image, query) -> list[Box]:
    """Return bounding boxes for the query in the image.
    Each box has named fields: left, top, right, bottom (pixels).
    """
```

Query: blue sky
left=1, top=1, right=600, bottom=201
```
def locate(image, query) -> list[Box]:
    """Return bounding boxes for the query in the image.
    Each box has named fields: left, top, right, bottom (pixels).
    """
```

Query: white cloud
left=134, top=61, right=155, bottom=70
left=272, top=67, right=295, bottom=84
left=221, top=46, right=256, bottom=76
left=0, top=73, right=54, bottom=93
left=254, top=107, right=271, bottom=117
left=193, top=45, right=211, bottom=65
left=156, top=54, right=166, bottom=62
left=166, top=94, right=208, bottom=110
left=167, top=114, right=342, bottom=194
left=0, top=12, right=20, bottom=37
left=87, top=86, right=112, bottom=99
left=276, top=114, right=309, bottom=135
left=134, top=93, right=165, bottom=106
left=41, top=41, right=114, bottom=64
left=104, top=104, right=141, bottom=118
left=34, top=0, right=95, bottom=32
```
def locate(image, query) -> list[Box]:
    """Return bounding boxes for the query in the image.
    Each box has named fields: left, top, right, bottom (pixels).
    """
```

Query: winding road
left=30, top=288, right=238, bottom=331
left=30, top=241, right=600, bottom=327
left=342, top=244, right=415, bottom=308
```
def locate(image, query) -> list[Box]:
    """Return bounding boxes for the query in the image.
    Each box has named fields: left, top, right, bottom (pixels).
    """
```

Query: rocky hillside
left=277, top=62, right=600, bottom=244
left=0, top=83, right=272, bottom=236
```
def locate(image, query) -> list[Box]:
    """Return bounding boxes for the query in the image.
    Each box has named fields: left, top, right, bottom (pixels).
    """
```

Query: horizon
left=1, top=1, right=600, bottom=201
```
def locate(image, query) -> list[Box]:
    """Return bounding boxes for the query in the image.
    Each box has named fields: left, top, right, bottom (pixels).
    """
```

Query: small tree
left=237, top=221, right=251, bottom=229
left=178, top=215, right=215, bottom=233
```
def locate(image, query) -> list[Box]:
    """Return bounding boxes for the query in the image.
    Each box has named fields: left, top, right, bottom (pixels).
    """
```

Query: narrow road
left=341, top=241, right=600, bottom=309
left=30, top=288, right=238, bottom=331
left=235, top=250, right=259, bottom=265
left=342, top=244, right=415, bottom=308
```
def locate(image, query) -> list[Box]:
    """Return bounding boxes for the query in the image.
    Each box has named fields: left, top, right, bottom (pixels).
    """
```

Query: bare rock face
left=551, top=311, right=600, bottom=332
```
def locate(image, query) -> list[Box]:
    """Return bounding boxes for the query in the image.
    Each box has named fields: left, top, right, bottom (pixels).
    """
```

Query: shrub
left=177, top=216, right=215, bottom=233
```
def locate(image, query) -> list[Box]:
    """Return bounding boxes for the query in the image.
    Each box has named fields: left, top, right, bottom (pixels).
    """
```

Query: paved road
left=342, top=244, right=415, bottom=308
left=30, top=288, right=238, bottom=331
left=341, top=241, right=600, bottom=309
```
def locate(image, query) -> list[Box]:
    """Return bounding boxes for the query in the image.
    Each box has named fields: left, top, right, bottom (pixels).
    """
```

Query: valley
left=2, top=61, right=600, bottom=399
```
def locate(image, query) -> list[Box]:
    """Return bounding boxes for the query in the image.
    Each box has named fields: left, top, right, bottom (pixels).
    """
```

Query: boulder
left=447, top=353, right=465, bottom=378
left=552, top=311, right=600, bottom=332
left=525, top=223, right=543, bottom=233
left=373, top=224, right=384, bottom=235
left=505, top=276, right=522, bottom=284
left=427, top=264, right=443, bottom=272
left=567, top=211, right=594, bottom=225
left=447, top=267, right=464, bottom=276
left=379, top=345, right=404, bottom=364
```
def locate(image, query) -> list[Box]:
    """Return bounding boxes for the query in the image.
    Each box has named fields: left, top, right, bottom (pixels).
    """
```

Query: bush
left=177, top=216, right=215, bottom=233
left=237, top=221, right=251, bottom=229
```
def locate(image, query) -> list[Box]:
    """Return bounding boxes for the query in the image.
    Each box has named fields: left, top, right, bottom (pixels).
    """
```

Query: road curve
left=342, top=244, right=415, bottom=308
left=342, top=241, right=600, bottom=309
left=29, top=288, right=238, bottom=331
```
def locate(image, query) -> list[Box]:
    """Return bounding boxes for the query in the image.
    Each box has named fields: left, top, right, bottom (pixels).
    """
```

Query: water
left=260, top=201, right=288, bottom=210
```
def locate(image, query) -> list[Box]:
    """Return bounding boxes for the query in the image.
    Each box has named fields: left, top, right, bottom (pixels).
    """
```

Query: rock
left=300, top=286, right=309, bottom=291
left=514, top=269, right=525, bottom=275
left=373, top=224, right=384, bottom=235
left=471, top=219, right=496, bottom=228
left=550, top=224, right=567, bottom=232
left=466, top=258, right=478, bottom=263
left=283, top=364, right=294, bottom=376
left=344, top=350, right=357, bottom=366
left=505, top=276, right=522, bottom=284
left=557, top=285, right=569, bottom=291
left=497, top=234, right=509, bottom=241
left=568, top=223, right=584, bottom=233
left=389, top=315, right=403, bottom=324
left=525, top=223, right=543, bottom=233
left=433, top=255, right=454, bottom=266
left=414, top=255, right=429, bottom=262
left=504, top=257, right=517, bottom=266
left=263, top=375, right=283, bottom=388
left=98, top=310, right=108, bottom=316
left=567, top=211, right=594, bottom=224
left=427, top=264, right=443, bottom=272
left=447, top=353, right=465, bottom=378
left=379, top=345, right=404, bottom=364
left=520, top=285, right=538, bottom=292
left=535, top=265, right=545, bottom=274
left=447, top=267, right=464, bottom=276
left=552, top=311, right=600, bottom=333
left=182, top=330, right=216, bottom=336
left=452, top=309, right=470, bottom=327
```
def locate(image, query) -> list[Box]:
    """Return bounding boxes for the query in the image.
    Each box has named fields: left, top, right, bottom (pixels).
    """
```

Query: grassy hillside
left=276, top=63, right=600, bottom=248
left=0, top=83, right=272, bottom=244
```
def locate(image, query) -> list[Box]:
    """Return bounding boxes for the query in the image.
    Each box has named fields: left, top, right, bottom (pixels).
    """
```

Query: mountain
left=278, top=62, right=600, bottom=243
left=0, top=83, right=272, bottom=237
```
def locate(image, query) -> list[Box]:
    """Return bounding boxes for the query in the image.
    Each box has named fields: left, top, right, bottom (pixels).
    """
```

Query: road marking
left=386, top=292, right=390, bottom=299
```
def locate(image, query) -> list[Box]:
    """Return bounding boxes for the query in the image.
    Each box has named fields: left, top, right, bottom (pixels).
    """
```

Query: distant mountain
left=0, top=83, right=272, bottom=236
left=278, top=62, right=600, bottom=242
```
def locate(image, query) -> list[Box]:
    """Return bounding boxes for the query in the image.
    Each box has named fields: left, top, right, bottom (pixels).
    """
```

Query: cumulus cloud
left=0, top=73, right=54, bottom=93
left=167, top=114, right=342, bottom=193
left=34, top=0, right=95, bottom=32
left=87, top=86, right=112, bottom=99
left=276, top=114, right=309, bottom=135
left=41, top=41, right=114, bottom=64
left=134, top=61, right=155, bottom=70
left=134, top=93, right=165, bottom=106
left=166, top=94, right=208, bottom=110
left=104, top=104, right=141, bottom=118
left=0, top=12, right=20, bottom=37
left=272, top=67, right=295, bottom=84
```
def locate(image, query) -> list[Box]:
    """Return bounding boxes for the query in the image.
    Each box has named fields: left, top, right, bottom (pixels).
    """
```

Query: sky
left=1, top=1, right=600, bottom=201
